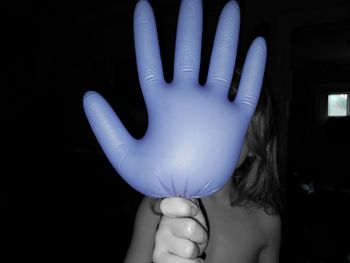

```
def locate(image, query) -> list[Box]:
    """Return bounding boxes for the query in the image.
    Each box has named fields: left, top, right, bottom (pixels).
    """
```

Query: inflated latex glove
left=83, top=0, right=266, bottom=198
left=153, top=198, right=208, bottom=263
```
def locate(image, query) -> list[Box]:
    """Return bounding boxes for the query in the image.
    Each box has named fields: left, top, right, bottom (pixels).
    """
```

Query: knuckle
left=158, top=215, right=172, bottom=231
left=184, top=219, right=208, bottom=244
left=152, top=241, right=168, bottom=263
left=179, top=203, right=193, bottom=215
left=154, top=228, right=166, bottom=243
left=152, top=250, right=164, bottom=263
left=199, top=231, right=208, bottom=244
left=182, top=241, right=198, bottom=258
left=185, top=218, right=197, bottom=236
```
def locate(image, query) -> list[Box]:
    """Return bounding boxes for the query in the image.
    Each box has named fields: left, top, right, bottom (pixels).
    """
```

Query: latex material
left=83, top=0, right=266, bottom=198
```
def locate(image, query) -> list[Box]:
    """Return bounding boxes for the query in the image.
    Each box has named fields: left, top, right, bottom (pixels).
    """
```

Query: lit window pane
left=328, top=94, right=347, bottom=116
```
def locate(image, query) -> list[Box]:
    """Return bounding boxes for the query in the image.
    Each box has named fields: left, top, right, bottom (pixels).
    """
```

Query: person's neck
left=202, top=179, right=235, bottom=207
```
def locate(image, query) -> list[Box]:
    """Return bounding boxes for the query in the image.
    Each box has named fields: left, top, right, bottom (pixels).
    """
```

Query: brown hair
left=229, top=69, right=282, bottom=215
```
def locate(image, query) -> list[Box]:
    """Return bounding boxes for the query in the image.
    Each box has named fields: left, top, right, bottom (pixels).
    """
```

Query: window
left=316, top=83, right=350, bottom=121
left=327, top=93, right=349, bottom=117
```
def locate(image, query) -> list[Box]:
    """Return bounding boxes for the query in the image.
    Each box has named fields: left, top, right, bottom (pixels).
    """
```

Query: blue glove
left=83, top=0, right=266, bottom=198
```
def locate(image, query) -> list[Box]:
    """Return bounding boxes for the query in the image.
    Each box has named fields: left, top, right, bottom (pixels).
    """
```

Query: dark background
left=3, top=0, right=350, bottom=262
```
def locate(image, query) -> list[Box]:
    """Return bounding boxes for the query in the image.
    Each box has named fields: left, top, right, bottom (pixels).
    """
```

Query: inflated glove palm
left=83, top=0, right=266, bottom=198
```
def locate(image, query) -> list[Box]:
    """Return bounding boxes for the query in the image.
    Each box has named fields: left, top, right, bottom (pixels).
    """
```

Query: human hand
left=83, top=0, right=266, bottom=198
left=153, top=197, right=208, bottom=263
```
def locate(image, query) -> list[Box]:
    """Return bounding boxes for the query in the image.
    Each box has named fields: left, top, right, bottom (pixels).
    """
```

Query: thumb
left=83, top=91, right=136, bottom=170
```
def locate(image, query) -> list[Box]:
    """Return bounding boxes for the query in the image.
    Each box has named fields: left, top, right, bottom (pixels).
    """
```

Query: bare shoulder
left=254, top=207, right=281, bottom=263
left=123, top=196, right=161, bottom=263
left=258, top=209, right=281, bottom=241
left=241, top=203, right=281, bottom=232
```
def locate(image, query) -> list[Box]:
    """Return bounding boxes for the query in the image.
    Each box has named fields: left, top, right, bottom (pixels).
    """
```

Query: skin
left=123, top=143, right=281, bottom=263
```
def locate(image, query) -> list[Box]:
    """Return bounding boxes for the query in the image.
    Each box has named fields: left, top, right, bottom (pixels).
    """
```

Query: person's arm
left=123, top=197, right=160, bottom=263
left=258, top=214, right=282, bottom=263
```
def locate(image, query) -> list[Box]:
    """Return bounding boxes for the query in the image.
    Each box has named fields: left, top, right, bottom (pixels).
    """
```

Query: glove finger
left=134, top=0, right=165, bottom=107
left=234, top=36, right=266, bottom=116
left=206, top=0, right=240, bottom=97
left=174, top=0, right=203, bottom=83
left=83, top=91, right=135, bottom=171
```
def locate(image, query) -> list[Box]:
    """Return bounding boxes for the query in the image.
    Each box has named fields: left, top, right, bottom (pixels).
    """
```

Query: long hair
left=229, top=68, right=282, bottom=215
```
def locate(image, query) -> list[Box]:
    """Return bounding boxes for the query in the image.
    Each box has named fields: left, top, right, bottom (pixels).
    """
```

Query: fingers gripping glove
left=83, top=0, right=266, bottom=198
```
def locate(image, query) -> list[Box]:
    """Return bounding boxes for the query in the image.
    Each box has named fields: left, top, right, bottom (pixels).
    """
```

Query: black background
left=3, top=0, right=350, bottom=261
